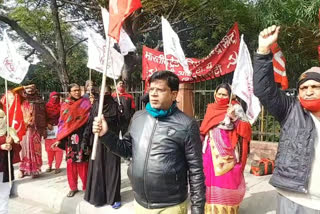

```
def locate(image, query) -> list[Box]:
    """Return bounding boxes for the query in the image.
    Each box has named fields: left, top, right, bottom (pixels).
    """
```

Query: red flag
left=270, top=43, right=289, bottom=90
left=108, top=0, right=142, bottom=42
left=1, top=92, right=26, bottom=141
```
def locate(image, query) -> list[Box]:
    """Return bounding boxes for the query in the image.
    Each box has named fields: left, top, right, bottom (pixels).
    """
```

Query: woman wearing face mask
left=199, top=83, right=252, bottom=214
left=44, top=92, right=63, bottom=174
left=111, top=80, right=135, bottom=134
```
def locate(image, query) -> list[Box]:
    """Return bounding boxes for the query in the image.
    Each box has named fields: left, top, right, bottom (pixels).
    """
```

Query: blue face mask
left=146, top=102, right=177, bottom=118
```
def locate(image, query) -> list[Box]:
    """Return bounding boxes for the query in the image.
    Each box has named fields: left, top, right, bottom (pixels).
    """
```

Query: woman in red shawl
left=45, top=92, right=63, bottom=174
left=52, top=83, right=91, bottom=197
left=199, top=83, right=252, bottom=214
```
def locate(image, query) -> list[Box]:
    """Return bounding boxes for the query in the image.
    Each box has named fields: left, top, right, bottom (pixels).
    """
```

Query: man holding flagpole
left=93, top=70, right=205, bottom=214
left=90, top=0, right=141, bottom=160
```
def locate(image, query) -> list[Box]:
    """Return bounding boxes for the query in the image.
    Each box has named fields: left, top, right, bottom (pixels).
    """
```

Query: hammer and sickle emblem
left=227, top=51, right=238, bottom=68
left=4, top=57, right=15, bottom=73
left=12, top=120, right=22, bottom=132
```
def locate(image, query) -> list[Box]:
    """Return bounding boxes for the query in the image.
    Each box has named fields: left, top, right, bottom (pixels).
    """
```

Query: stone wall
left=247, top=140, right=278, bottom=165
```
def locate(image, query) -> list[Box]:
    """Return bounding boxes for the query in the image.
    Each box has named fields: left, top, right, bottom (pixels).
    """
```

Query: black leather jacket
left=100, top=107, right=205, bottom=213
left=253, top=53, right=315, bottom=193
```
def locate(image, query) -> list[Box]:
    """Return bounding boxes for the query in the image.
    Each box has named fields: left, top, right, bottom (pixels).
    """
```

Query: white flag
left=119, top=28, right=136, bottom=55
left=86, top=30, right=123, bottom=79
left=87, top=30, right=107, bottom=73
left=0, top=32, right=30, bottom=84
left=106, top=47, right=124, bottom=79
left=161, top=16, right=190, bottom=75
left=101, top=7, right=136, bottom=56
left=231, top=35, right=261, bottom=124
left=101, top=7, right=112, bottom=45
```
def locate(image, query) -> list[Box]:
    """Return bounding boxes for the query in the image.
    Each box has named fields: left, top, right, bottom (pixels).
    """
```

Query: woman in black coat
left=83, top=86, right=122, bottom=208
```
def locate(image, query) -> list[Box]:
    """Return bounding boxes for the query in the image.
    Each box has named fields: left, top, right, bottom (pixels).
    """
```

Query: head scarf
left=46, top=91, right=61, bottom=125
left=200, top=85, right=237, bottom=135
left=23, top=88, right=47, bottom=137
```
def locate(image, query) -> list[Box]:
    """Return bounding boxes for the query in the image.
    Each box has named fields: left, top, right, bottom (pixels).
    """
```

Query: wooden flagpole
left=164, top=52, right=169, bottom=70
left=260, top=106, right=265, bottom=141
left=4, top=79, right=12, bottom=187
left=109, top=47, right=122, bottom=138
left=89, top=68, right=93, bottom=98
left=91, top=39, right=111, bottom=160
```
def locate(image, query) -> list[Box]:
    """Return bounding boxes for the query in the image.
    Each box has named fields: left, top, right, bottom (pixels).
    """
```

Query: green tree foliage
left=1, top=0, right=320, bottom=94
left=0, top=0, right=94, bottom=92
left=256, top=0, right=320, bottom=86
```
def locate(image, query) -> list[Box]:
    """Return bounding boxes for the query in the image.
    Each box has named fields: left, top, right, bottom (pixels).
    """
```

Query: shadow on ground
left=240, top=190, right=277, bottom=214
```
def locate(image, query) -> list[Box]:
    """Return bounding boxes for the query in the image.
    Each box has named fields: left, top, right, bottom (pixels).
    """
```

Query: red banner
left=142, top=23, right=240, bottom=83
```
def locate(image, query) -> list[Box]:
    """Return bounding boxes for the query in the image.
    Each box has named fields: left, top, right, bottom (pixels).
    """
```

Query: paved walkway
left=9, top=197, right=55, bottom=214
left=9, top=146, right=277, bottom=214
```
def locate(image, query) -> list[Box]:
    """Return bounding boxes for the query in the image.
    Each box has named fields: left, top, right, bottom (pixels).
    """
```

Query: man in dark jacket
left=93, top=71, right=205, bottom=214
left=253, top=25, right=320, bottom=213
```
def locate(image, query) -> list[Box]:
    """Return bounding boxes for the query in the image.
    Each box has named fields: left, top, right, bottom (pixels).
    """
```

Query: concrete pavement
left=9, top=146, right=278, bottom=214
left=9, top=197, right=55, bottom=214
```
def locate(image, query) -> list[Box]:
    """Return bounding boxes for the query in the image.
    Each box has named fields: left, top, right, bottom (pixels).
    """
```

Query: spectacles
left=149, top=87, right=170, bottom=94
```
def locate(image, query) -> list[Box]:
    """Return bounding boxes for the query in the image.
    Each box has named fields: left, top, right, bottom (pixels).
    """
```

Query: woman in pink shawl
left=200, top=83, right=252, bottom=214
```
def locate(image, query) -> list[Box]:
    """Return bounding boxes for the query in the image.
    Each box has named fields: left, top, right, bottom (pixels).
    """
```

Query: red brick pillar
left=176, top=83, right=194, bottom=117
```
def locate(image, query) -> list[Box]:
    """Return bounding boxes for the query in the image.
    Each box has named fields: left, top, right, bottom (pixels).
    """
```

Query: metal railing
left=36, top=78, right=280, bottom=142
left=129, top=77, right=280, bottom=142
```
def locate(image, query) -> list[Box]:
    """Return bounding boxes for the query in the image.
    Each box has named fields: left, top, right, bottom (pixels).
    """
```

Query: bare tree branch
left=64, top=19, right=84, bottom=23
left=166, top=0, right=179, bottom=20
left=0, top=13, right=57, bottom=65
left=66, top=38, right=87, bottom=54
left=35, top=0, right=44, bottom=8
left=24, top=49, right=36, bottom=60
left=58, top=0, right=100, bottom=10
left=139, top=21, right=161, bottom=34
left=57, top=3, right=65, bottom=8
left=50, top=0, right=69, bottom=91
left=138, top=16, right=159, bottom=33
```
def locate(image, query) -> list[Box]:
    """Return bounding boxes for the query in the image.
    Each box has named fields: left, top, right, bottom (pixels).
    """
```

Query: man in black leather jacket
left=93, top=71, right=205, bottom=214
left=254, top=25, right=320, bottom=213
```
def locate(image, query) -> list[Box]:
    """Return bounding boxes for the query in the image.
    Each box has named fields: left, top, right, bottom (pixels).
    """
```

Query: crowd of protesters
left=1, top=24, right=320, bottom=214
